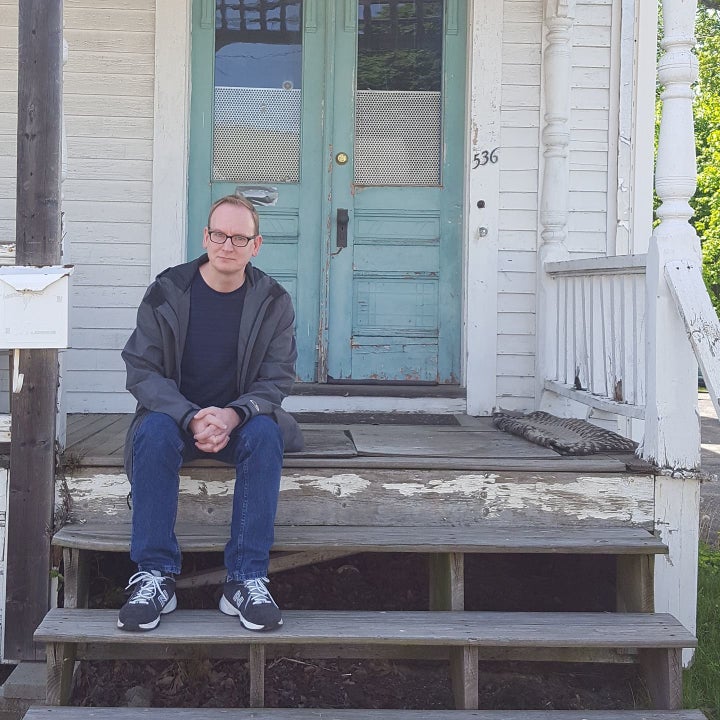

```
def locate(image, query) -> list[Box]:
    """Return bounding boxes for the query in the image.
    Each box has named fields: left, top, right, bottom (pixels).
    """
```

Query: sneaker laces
left=125, top=571, right=168, bottom=605
left=243, top=577, right=272, bottom=605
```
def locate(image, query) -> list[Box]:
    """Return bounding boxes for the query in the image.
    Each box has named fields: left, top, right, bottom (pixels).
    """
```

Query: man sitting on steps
left=118, top=193, right=303, bottom=632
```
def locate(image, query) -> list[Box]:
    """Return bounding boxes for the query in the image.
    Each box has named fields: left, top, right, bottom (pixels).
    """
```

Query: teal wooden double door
left=189, top=0, right=466, bottom=383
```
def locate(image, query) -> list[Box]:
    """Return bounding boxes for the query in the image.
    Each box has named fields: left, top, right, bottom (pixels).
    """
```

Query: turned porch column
left=536, top=0, right=575, bottom=405
left=642, top=0, right=701, bottom=469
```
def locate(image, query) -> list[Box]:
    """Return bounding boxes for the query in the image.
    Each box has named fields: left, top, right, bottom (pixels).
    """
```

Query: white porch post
left=642, top=0, right=701, bottom=470
left=645, top=0, right=701, bottom=668
left=536, top=0, right=575, bottom=407
left=464, top=0, right=502, bottom=415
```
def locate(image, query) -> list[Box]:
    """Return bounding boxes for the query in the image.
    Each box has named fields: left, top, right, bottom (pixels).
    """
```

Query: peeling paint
left=284, top=473, right=371, bottom=497
left=67, top=473, right=232, bottom=499
left=383, top=474, right=651, bottom=523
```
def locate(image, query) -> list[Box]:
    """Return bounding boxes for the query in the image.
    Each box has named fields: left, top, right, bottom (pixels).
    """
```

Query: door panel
left=188, top=0, right=465, bottom=384
left=188, top=0, right=324, bottom=382
left=326, top=0, right=465, bottom=383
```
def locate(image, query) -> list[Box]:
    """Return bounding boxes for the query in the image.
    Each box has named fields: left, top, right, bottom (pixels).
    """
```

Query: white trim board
left=464, top=0, right=503, bottom=415
left=282, top=396, right=468, bottom=414
left=150, top=0, right=191, bottom=278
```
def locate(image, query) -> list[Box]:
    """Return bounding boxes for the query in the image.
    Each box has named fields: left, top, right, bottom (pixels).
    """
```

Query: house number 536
left=472, top=147, right=499, bottom=168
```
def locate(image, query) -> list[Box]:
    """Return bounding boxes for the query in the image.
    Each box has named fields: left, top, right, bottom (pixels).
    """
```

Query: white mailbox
left=0, top=265, right=74, bottom=349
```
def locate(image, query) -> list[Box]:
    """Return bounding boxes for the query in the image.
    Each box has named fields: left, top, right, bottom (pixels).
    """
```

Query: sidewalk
left=699, top=391, right=720, bottom=543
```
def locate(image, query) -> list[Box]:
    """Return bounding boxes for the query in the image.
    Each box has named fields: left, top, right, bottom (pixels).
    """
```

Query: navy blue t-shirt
left=179, top=270, right=246, bottom=410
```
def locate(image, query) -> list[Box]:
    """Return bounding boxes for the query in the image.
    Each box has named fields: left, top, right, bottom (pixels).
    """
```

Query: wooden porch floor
left=63, top=413, right=648, bottom=474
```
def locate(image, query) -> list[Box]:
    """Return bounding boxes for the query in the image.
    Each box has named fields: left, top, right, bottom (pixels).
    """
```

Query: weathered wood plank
left=8, top=0, right=65, bottom=661
left=450, top=646, right=479, bottom=709
left=65, top=414, right=126, bottom=449
left=72, top=642, right=636, bottom=664
left=81, top=416, right=133, bottom=457
left=640, top=647, right=683, bottom=710
left=350, top=426, right=560, bottom=458
left=617, top=555, right=655, bottom=613
left=24, top=710, right=709, bottom=720
left=35, top=610, right=696, bottom=648
left=45, top=642, right=75, bottom=706
left=68, top=453, right=633, bottom=473
left=62, top=469, right=656, bottom=528
left=53, top=524, right=668, bottom=555
left=248, top=644, right=265, bottom=708
left=176, top=550, right=357, bottom=590
left=65, top=420, right=358, bottom=460
left=429, top=553, right=464, bottom=611
left=664, top=260, right=720, bottom=420
left=62, top=548, right=90, bottom=609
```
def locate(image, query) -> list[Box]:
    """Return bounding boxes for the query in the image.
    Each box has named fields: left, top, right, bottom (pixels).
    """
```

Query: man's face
left=203, top=202, right=262, bottom=278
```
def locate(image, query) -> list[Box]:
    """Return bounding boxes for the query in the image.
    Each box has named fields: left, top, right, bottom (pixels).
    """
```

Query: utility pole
left=6, top=0, right=63, bottom=661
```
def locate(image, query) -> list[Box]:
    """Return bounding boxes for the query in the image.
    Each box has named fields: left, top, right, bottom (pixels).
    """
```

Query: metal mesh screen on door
left=213, top=86, right=302, bottom=183
left=354, top=90, right=441, bottom=186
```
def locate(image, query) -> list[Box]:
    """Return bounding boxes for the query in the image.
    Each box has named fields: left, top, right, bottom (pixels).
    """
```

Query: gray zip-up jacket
left=122, top=255, right=303, bottom=480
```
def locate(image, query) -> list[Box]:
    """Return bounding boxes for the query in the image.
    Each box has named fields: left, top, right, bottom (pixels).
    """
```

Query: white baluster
left=537, top=0, right=575, bottom=409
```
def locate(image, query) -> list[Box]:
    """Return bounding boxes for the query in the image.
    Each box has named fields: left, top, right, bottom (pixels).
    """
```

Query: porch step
left=54, top=524, right=666, bottom=615
left=35, top=609, right=696, bottom=710
left=21, top=710, right=711, bottom=720
left=33, top=608, right=696, bottom=648
left=52, top=523, right=669, bottom=555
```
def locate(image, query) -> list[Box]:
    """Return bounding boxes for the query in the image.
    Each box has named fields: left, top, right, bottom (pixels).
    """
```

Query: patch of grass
left=684, top=543, right=720, bottom=719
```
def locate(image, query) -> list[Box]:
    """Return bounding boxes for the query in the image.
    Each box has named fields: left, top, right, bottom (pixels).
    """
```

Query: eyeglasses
left=208, top=230, right=257, bottom=247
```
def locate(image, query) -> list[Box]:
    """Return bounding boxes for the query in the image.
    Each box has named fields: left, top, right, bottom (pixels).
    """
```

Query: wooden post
left=642, top=0, right=701, bottom=469
left=7, top=0, right=63, bottom=661
left=429, top=552, right=464, bottom=611
left=536, top=0, right=575, bottom=408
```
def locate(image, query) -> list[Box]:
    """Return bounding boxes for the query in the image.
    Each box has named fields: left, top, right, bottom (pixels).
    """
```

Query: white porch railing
left=543, top=254, right=647, bottom=421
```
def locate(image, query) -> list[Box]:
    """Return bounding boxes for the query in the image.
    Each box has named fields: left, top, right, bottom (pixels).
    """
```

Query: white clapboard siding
left=494, top=0, right=614, bottom=411
left=0, top=414, right=8, bottom=441
left=498, top=0, right=541, bottom=409
left=568, top=0, right=612, bottom=260
left=62, top=1, right=155, bottom=413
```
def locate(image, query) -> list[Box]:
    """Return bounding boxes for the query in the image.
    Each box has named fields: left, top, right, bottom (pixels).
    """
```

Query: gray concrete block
left=0, top=662, right=45, bottom=702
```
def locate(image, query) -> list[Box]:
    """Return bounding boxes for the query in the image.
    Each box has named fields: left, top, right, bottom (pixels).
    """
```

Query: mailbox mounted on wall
left=0, top=265, right=74, bottom=350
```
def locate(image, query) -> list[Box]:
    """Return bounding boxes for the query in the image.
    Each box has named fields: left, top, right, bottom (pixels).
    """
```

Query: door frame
left=149, top=0, right=504, bottom=409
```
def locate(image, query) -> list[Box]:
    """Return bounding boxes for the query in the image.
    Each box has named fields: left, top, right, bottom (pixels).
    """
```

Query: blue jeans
left=129, top=411, right=283, bottom=581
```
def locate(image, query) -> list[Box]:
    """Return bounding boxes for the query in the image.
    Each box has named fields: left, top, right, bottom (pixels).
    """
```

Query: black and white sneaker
left=117, top=570, right=177, bottom=631
left=219, top=577, right=283, bottom=631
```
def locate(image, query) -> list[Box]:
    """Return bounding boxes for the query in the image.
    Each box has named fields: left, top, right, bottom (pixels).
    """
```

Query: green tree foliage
left=694, top=7, right=720, bottom=312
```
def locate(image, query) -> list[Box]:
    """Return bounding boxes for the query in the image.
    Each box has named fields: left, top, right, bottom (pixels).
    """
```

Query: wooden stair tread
left=22, top=709, right=711, bottom=720
left=35, top=609, right=695, bottom=648
left=52, top=523, right=668, bottom=555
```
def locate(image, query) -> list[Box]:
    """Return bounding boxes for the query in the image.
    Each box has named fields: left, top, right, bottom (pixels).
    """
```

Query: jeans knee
left=134, top=412, right=183, bottom=453
left=238, top=414, right=283, bottom=455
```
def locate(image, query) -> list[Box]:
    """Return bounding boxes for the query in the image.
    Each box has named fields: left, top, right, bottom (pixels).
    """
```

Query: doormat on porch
left=492, top=411, right=638, bottom=455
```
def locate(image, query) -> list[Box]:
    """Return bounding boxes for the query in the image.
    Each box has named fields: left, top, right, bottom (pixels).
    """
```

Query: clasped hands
left=188, top=406, right=241, bottom=453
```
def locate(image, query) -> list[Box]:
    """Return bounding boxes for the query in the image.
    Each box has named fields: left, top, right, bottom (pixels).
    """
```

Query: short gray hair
left=207, top=194, right=260, bottom=235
